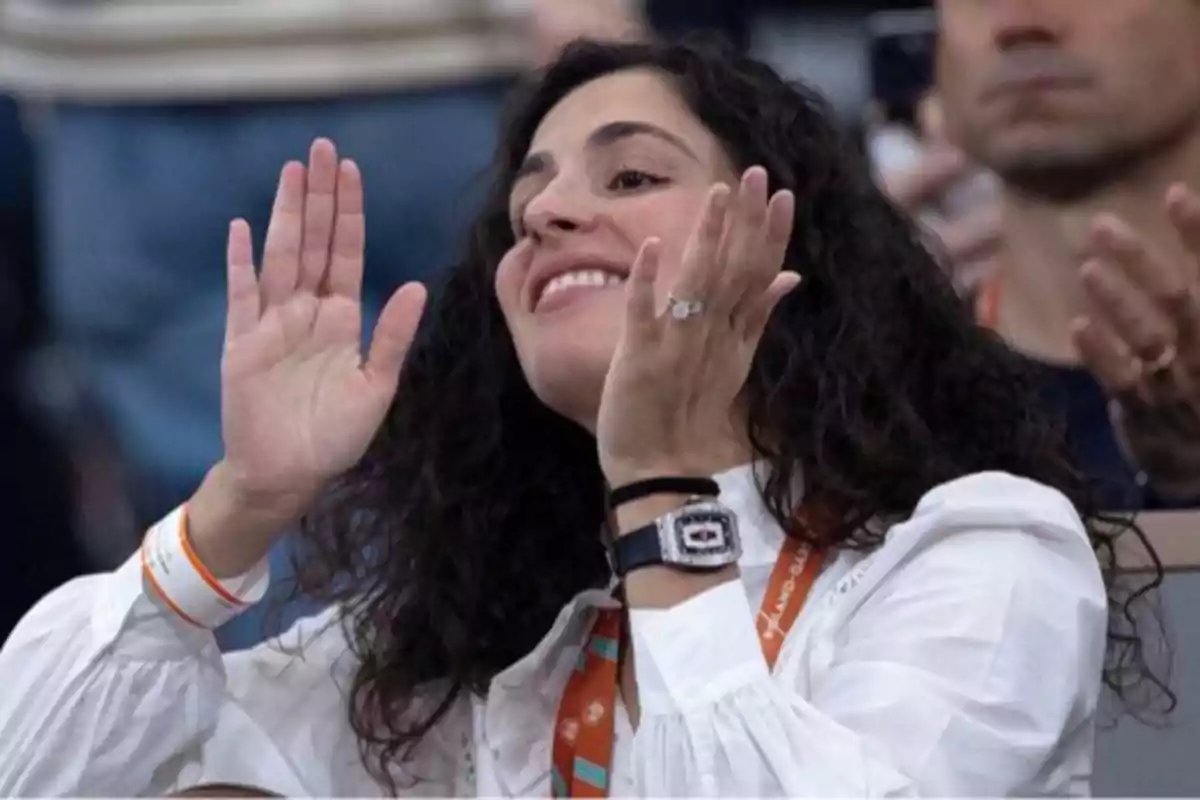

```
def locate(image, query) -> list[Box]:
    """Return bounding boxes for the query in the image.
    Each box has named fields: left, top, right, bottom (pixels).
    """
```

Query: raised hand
left=219, top=139, right=426, bottom=504
left=596, top=167, right=800, bottom=488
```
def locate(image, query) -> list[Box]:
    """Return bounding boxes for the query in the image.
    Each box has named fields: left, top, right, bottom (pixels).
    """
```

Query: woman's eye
left=609, top=169, right=664, bottom=191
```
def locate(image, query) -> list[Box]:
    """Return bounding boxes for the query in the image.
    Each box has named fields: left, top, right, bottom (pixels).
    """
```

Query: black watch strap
left=611, top=522, right=663, bottom=577
left=609, top=476, right=719, bottom=509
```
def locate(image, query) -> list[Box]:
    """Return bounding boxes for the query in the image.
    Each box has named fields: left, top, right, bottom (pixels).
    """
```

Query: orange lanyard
left=550, top=510, right=827, bottom=798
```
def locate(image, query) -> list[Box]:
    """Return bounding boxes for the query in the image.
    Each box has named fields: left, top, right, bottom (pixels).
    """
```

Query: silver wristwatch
left=611, top=498, right=741, bottom=576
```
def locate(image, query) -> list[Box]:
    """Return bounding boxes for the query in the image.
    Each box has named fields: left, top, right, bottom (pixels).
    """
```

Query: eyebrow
left=514, top=119, right=699, bottom=183
left=589, top=120, right=699, bottom=159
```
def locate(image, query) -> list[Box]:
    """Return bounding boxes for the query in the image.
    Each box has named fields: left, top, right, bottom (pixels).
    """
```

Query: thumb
left=364, top=282, right=427, bottom=387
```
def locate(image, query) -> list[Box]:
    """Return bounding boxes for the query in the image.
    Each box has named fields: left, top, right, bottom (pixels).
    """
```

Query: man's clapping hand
left=1072, top=183, right=1200, bottom=497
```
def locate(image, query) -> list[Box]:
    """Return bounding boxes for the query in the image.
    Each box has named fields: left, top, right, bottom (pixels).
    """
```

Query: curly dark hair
left=294, top=36, right=1172, bottom=791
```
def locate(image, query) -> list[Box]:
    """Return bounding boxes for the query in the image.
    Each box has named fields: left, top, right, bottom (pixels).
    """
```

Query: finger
left=298, top=139, right=339, bottom=293
left=364, top=282, right=427, bottom=386
left=1091, top=214, right=1190, bottom=317
left=1165, top=183, right=1200, bottom=346
left=325, top=160, right=367, bottom=302
left=1071, top=315, right=1143, bottom=398
left=1167, top=182, right=1200, bottom=259
left=663, top=184, right=729, bottom=373
left=1080, top=257, right=1176, bottom=362
left=879, top=146, right=968, bottom=211
left=225, top=219, right=260, bottom=340
left=260, top=161, right=306, bottom=308
left=740, top=271, right=803, bottom=342
left=673, top=182, right=731, bottom=304
left=916, top=91, right=946, bottom=142
left=731, top=187, right=794, bottom=319
left=625, top=237, right=661, bottom=339
left=709, top=168, right=769, bottom=317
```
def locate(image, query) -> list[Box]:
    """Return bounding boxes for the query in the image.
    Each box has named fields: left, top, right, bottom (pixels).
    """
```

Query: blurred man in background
left=0, top=0, right=641, bottom=644
left=889, top=0, right=1200, bottom=509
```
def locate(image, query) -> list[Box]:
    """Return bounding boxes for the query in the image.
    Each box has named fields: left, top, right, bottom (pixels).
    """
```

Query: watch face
left=662, top=502, right=740, bottom=569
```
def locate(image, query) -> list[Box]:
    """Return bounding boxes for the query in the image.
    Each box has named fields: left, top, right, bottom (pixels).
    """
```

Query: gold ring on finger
left=1142, top=342, right=1179, bottom=378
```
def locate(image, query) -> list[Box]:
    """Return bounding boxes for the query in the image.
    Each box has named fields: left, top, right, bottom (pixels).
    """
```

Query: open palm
left=220, top=139, right=425, bottom=501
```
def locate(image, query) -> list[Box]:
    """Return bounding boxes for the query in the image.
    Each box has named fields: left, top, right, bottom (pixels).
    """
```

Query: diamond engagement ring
left=666, top=294, right=704, bottom=321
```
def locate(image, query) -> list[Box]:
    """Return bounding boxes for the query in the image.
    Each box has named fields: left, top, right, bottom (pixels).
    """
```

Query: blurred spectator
left=880, top=0, right=1200, bottom=509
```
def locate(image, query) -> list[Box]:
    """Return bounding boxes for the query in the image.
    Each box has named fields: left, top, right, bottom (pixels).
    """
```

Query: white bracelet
left=140, top=505, right=271, bottom=630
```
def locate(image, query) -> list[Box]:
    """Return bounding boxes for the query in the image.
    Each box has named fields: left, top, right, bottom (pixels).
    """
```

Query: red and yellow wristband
left=140, top=505, right=270, bottom=629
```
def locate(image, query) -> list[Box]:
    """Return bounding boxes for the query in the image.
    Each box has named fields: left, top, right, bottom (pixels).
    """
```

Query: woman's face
left=495, top=68, right=739, bottom=429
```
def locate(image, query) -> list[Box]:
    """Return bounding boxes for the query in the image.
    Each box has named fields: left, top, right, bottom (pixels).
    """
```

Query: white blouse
left=0, top=466, right=1107, bottom=797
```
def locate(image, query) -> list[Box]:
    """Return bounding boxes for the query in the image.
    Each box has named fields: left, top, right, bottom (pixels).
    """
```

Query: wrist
left=614, top=493, right=693, bottom=536
left=609, top=465, right=720, bottom=534
left=186, top=461, right=312, bottom=578
left=1110, top=399, right=1200, bottom=498
left=604, top=458, right=712, bottom=491
left=624, top=564, right=738, bottom=609
left=1139, top=465, right=1200, bottom=501
left=609, top=494, right=741, bottom=606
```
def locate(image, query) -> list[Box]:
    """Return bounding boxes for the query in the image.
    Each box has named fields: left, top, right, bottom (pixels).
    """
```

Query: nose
left=521, top=176, right=600, bottom=242
left=986, top=0, right=1065, bottom=51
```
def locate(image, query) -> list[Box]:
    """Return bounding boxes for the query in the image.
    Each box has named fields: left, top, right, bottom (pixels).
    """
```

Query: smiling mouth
left=535, top=268, right=626, bottom=310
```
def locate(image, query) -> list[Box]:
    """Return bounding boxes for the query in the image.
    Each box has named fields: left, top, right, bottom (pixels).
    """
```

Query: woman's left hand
left=596, top=166, right=801, bottom=489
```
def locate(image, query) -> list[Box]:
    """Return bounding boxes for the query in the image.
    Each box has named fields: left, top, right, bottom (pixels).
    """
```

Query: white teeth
left=539, top=269, right=624, bottom=303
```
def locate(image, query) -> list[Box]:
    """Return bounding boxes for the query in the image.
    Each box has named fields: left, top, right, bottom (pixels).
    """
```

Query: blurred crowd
left=2, top=0, right=1200, bottom=659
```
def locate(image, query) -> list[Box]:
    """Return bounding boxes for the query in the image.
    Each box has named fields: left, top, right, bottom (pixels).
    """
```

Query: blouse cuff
left=140, top=505, right=270, bottom=630
left=629, top=580, right=768, bottom=717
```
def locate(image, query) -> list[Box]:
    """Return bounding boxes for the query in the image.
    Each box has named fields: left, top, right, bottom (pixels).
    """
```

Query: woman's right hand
left=188, top=139, right=426, bottom=576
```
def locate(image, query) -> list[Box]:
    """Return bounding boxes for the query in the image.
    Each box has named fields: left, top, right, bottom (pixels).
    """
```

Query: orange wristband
left=140, top=506, right=270, bottom=629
